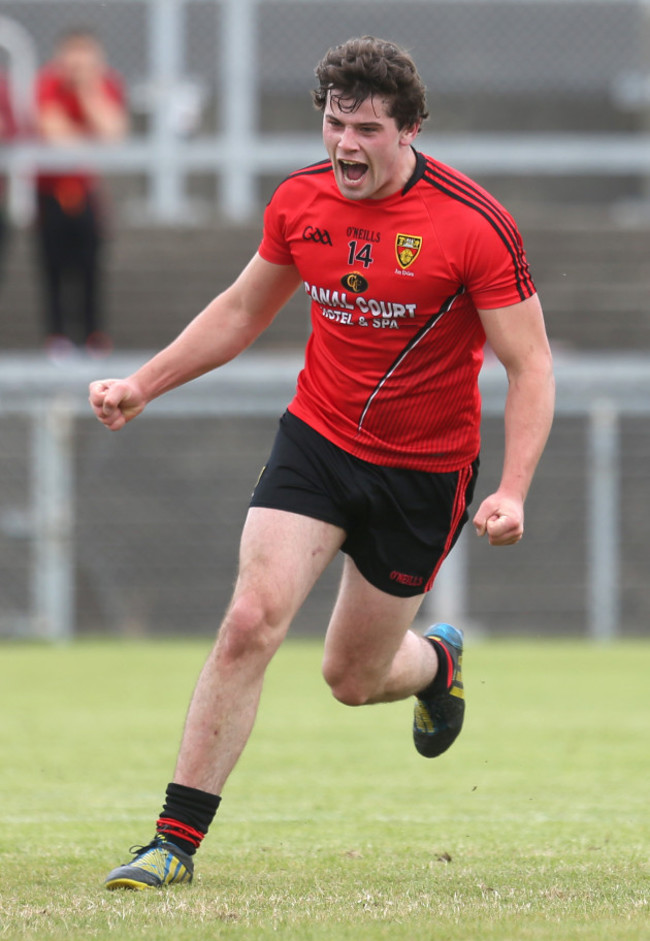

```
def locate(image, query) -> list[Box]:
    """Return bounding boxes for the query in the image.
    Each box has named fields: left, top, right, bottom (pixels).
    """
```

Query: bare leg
left=322, top=556, right=438, bottom=706
left=173, top=507, right=345, bottom=795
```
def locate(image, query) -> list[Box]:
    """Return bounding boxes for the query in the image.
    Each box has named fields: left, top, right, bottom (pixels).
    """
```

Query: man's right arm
left=89, top=253, right=302, bottom=431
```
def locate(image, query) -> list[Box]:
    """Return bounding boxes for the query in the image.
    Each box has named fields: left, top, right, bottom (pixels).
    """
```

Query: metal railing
left=1, top=0, right=650, bottom=224
left=0, top=350, right=643, bottom=641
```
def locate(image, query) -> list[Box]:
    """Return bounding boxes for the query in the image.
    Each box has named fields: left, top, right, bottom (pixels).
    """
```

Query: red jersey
left=35, top=64, right=125, bottom=200
left=259, top=151, right=536, bottom=472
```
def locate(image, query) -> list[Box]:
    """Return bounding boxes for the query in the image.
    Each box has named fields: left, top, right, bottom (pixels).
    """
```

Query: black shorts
left=250, top=411, right=479, bottom=598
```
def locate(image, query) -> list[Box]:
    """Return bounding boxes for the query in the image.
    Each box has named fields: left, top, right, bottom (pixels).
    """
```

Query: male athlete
left=90, top=37, right=555, bottom=890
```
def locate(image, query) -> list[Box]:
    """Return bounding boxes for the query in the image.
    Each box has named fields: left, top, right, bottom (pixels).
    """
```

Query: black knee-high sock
left=156, top=782, right=221, bottom=855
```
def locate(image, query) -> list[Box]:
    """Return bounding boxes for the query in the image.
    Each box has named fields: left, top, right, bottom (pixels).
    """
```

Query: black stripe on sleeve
left=422, top=159, right=534, bottom=300
left=265, top=160, right=333, bottom=205
left=287, top=160, right=333, bottom=180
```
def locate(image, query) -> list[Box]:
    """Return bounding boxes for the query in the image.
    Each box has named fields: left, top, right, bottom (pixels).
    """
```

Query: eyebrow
left=325, top=112, right=384, bottom=129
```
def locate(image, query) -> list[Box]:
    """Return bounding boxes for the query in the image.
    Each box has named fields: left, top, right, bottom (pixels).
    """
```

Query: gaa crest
left=395, top=233, right=422, bottom=270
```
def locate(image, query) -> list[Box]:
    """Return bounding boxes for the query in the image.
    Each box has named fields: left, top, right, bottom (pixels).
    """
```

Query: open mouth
left=340, top=159, right=368, bottom=183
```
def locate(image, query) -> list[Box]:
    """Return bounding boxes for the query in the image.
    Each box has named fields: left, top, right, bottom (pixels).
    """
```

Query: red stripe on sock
left=439, top=642, right=453, bottom=689
left=156, top=817, right=205, bottom=848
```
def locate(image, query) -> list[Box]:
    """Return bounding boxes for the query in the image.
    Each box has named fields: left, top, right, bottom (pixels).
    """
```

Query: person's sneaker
left=104, top=837, right=194, bottom=890
left=413, top=623, right=465, bottom=758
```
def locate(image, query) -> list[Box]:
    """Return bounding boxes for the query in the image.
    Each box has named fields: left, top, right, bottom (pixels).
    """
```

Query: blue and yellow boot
left=104, top=837, right=194, bottom=890
left=413, top=623, right=465, bottom=758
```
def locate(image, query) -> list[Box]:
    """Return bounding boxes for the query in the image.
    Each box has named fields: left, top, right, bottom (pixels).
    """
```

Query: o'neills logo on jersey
left=395, top=233, right=422, bottom=270
left=341, top=272, right=369, bottom=293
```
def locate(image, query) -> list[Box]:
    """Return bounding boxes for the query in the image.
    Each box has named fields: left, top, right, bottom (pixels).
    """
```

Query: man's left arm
left=474, top=293, right=555, bottom=546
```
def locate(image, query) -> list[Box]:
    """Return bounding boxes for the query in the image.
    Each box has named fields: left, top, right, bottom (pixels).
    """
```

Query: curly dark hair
left=312, top=36, right=429, bottom=131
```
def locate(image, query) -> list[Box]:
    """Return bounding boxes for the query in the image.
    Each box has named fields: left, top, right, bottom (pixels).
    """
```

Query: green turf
left=0, top=638, right=647, bottom=940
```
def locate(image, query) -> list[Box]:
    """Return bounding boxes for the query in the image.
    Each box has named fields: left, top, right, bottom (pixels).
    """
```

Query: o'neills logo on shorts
left=390, top=570, right=424, bottom=587
left=395, top=233, right=422, bottom=269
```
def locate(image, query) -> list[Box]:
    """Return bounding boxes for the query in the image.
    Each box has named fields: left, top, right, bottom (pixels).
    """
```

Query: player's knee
left=330, top=680, right=373, bottom=707
left=219, top=592, right=284, bottom=661
left=323, top=662, right=373, bottom=706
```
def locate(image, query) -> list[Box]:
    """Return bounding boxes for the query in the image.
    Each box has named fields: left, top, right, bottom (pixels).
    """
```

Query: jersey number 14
left=347, top=241, right=374, bottom=269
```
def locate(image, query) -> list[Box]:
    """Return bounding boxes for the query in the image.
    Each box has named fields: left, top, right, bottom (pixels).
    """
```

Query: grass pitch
left=0, top=637, right=647, bottom=940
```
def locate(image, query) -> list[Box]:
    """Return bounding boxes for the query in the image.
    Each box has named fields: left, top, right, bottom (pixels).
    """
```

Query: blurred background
left=0, top=0, right=649, bottom=642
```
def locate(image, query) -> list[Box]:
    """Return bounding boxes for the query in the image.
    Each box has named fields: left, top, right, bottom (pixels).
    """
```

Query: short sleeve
left=459, top=208, right=536, bottom=310
left=258, top=187, right=294, bottom=266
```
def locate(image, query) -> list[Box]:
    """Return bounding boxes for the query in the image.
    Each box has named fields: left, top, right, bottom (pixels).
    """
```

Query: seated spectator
left=35, top=29, right=128, bottom=358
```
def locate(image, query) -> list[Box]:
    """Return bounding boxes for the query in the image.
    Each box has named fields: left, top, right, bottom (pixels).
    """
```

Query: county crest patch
left=395, top=233, right=422, bottom=270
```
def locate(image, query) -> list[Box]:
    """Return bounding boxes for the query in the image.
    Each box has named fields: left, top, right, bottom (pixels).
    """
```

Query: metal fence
left=0, top=350, right=647, bottom=642
left=1, top=0, right=650, bottom=223
left=1, top=0, right=649, bottom=643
